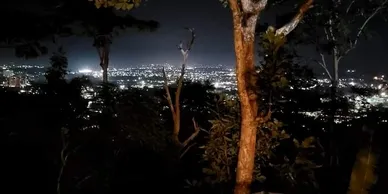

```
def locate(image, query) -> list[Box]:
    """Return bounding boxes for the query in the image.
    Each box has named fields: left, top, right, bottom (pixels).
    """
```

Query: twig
left=315, top=53, right=333, bottom=80
left=343, top=0, right=387, bottom=57
left=181, top=117, right=201, bottom=147
left=180, top=143, right=197, bottom=159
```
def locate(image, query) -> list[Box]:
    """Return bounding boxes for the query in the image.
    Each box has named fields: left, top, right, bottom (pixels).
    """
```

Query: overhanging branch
left=344, top=0, right=387, bottom=56
left=275, top=0, right=314, bottom=36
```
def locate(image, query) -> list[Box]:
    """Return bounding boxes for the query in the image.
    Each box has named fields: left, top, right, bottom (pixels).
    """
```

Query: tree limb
left=316, top=53, right=333, bottom=80
left=173, top=64, right=185, bottom=142
left=346, top=0, right=356, bottom=14
left=181, top=117, right=201, bottom=147
left=163, top=27, right=199, bottom=147
left=177, top=28, right=196, bottom=64
left=180, top=143, right=197, bottom=159
left=162, top=67, right=176, bottom=120
left=275, top=0, right=314, bottom=36
left=344, top=0, right=387, bottom=56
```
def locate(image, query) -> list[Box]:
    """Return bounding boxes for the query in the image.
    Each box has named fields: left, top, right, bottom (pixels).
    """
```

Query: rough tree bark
left=95, top=34, right=112, bottom=83
left=227, top=0, right=314, bottom=194
left=162, top=28, right=200, bottom=157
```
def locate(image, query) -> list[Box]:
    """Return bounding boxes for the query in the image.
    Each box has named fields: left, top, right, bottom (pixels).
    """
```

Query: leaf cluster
left=89, top=0, right=142, bottom=10
left=45, top=47, right=68, bottom=84
left=201, top=93, right=321, bottom=190
left=202, top=95, right=240, bottom=184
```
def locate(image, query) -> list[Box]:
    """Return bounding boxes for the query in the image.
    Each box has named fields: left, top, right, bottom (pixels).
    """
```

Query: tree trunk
left=102, top=65, right=108, bottom=83
left=324, top=52, right=340, bottom=194
left=227, top=1, right=313, bottom=193
left=229, top=1, right=260, bottom=193
left=234, top=39, right=259, bottom=194
left=329, top=55, right=339, bottom=166
left=101, top=49, right=109, bottom=83
left=95, top=35, right=111, bottom=83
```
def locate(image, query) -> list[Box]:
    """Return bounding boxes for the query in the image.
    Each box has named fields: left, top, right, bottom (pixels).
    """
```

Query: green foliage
left=88, top=84, right=168, bottom=151
left=1, top=0, right=157, bottom=59
left=45, top=47, right=68, bottom=84
left=116, top=88, right=168, bottom=151
left=272, top=137, right=323, bottom=191
left=256, top=28, right=321, bottom=115
left=0, top=0, right=73, bottom=58
left=348, top=149, right=377, bottom=194
left=202, top=94, right=321, bottom=191
left=89, top=0, right=142, bottom=10
left=199, top=28, right=323, bottom=192
left=258, top=29, right=290, bottom=94
left=202, top=95, right=240, bottom=184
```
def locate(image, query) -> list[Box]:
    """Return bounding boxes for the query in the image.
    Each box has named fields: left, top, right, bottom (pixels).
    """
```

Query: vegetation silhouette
left=2, top=1, right=388, bottom=194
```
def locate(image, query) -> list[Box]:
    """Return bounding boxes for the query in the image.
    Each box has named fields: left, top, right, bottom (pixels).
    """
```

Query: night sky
left=0, top=0, right=387, bottom=75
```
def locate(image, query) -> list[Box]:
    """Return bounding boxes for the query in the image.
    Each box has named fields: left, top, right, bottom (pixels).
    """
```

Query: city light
left=79, top=69, right=93, bottom=73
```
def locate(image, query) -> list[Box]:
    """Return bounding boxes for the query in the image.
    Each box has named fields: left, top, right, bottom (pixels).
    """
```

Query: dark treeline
left=2, top=36, right=388, bottom=194
left=2, top=0, right=388, bottom=194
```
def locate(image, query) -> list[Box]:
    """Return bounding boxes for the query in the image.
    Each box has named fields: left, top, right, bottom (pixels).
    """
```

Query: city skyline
left=1, top=0, right=388, bottom=76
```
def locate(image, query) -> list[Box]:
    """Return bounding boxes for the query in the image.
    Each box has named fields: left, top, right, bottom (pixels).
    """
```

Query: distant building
left=8, top=76, right=21, bottom=88
left=3, top=69, right=14, bottom=77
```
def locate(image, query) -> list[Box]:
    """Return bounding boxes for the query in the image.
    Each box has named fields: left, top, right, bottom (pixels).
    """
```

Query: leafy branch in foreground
left=202, top=95, right=322, bottom=193
left=89, top=0, right=142, bottom=10
left=348, top=128, right=378, bottom=194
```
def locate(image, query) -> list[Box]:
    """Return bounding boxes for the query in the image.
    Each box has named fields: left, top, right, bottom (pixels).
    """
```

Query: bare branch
left=317, top=53, right=333, bottom=80
left=75, top=175, right=92, bottom=188
left=163, top=28, right=198, bottom=146
left=346, top=0, right=356, bottom=14
left=275, top=0, right=314, bottom=36
left=344, top=0, right=387, bottom=56
left=323, top=27, right=331, bottom=42
left=180, top=143, right=197, bottom=159
left=172, top=64, right=185, bottom=142
left=162, top=67, right=176, bottom=118
left=177, top=28, right=196, bottom=64
left=181, top=117, right=201, bottom=147
left=184, top=27, right=196, bottom=51
left=327, top=19, right=336, bottom=42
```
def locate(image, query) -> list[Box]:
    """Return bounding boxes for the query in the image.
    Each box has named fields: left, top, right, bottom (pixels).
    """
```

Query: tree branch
left=317, top=53, right=333, bottom=80
left=163, top=27, right=199, bottom=147
left=275, top=0, right=314, bottom=36
left=162, top=67, right=176, bottom=120
left=180, top=143, right=197, bottom=159
left=177, top=28, right=196, bottom=64
left=344, top=0, right=387, bottom=56
left=346, top=0, right=356, bottom=14
left=173, top=64, right=185, bottom=142
left=181, top=117, right=201, bottom=147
